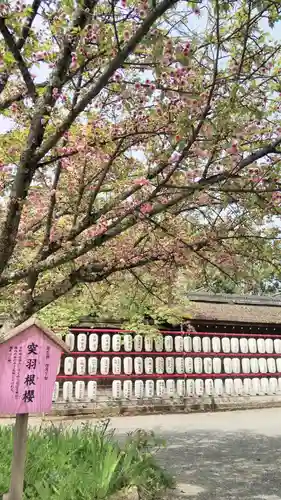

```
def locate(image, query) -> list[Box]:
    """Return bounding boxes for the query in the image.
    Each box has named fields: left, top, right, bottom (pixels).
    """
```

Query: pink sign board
left=0, top=325, right=61, bottom=414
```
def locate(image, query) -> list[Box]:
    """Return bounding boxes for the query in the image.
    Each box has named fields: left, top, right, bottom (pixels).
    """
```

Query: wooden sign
left=0, top=318, right=69, bottom=415
left=0, top=318, right=69, bottom=500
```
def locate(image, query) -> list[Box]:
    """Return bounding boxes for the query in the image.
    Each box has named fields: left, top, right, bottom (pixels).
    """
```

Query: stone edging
left=1, top=395, right=281, bottom=419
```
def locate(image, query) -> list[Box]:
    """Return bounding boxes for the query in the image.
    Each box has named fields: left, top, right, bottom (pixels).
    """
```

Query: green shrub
left=0, top=421, right=174, bottom=500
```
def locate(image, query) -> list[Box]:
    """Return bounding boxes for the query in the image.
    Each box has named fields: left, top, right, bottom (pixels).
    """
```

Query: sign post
left=0, top=318, right=69, bottom=500
left=4, top=414, right=29, bottom=500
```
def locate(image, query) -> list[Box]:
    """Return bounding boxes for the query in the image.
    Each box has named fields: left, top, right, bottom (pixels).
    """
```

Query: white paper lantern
left=123, top=380, right=133, bottom=399
left=175, top=336, right=184, bottom=352
left=164, top=336, right=173, bottom=352
left=243, top=378, right=251, bottom=395
left=258, top=358, right=268, bottom=373
left=193, top=336, right=201, bottom=352
left=202, top=337, right=211, bottom=353
left=203, top=357, right=212, bottom=374
left=247, top=379, right=260, bottom=396
left=166, top=356, right=175, bottom=374
left=175, top=357, right=184, bottom=374
left=185, top=357, right=193, bottom=374
left=240, top=338, right=248, bottom=354
left=278, top=377, right=281, bottom=393
left=134, top=380, right=144, bottom=399
left=64, top=356, right=74, bottom=375
left=186, top=379, right=195, bottom=396
left=212, top=337, right=221, bottom=353
left=145, top=380, right=154, bottom=398
left=265, top=338, right=274, bottom=354
left=194, top=357, right=203, bottom=374
left=214, top=378, right=223, bottom=396
left=77, top=333, right=87, bottom=351
left=63, top=381, right=73, bottom=401
left=124, top=357, right=133, bottom=375
left=269, top=377, right=278, bottom=395
left=250, top=358, right=259, bottom=374
left=221, top=337, right=230, bottom=353
left=89, top=334, right=98, bottom=352
left=248, top=338, right=257, bottom=354
left=88, top=357, right=98, bottom=375
left=144, top=357, right=154, bottom=374
left=224, top=378, right=234, bottom=395
left=112, top=357, right=121, bottom=375
left=231, top=358, right=241, bottom=374
left=134, top=356, right=143, bottom=375
left=65, top=333, right=75, bottom=351
left=87, top=381, right=97, bottom=401
left=177, top=379, right=185, bottom=397
left=76, top=357, right=86, bottom=375
left=195, top=379, right=204, bottom=396
left=223, top=358, right=232, bottom=374
left=112, top=334, right=121, bottom=352
left=156, top=379, right=165, bottom=397
left=260, top=377, right=269, bottom=395
left=57, top=361, right=61, bottom=375
left=166, top=379, right=175, bottom=397
left=274, top=339, right=281, bottom=354
left=251, top=378, right=260, bottom=395
left=230, top=337, right=239, bottom=354
left=233, top=378, right=243, bottom=395
left=213, top=357, right=222, bottom=374
left=241, top=358, right=250, bottom=373
left=100, top=357, right=110, bottom=375
left=124, top=334, right=133, bottom=352
left=186, top=379, right=195, bottom=397
left=112, top=380, right=122, bottom=399
left=155, top=357, right=164, bottom=374
left=205, top=379, right=214, bottom=396
left=184, top=336, right=192, bottom=352
left=257, top=338, right=265, bottom=354
left=101, top=334, right=110, bottom=352
left=267, top=358, right=276, bottom=373
left=75, top=381, right=85, bottom=400
left=134, top=335, right=143, bottom=352
left=52, top=382, right=59, bottom=402
left=276, top=358, right=281, bottom=372
left=144, top=336, right=153, bottom=352
left=154, top=335, right=164, bottom=352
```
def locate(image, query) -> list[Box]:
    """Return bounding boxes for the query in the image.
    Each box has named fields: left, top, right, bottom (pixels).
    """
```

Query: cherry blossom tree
left=0, top=0, right=281, bottom=326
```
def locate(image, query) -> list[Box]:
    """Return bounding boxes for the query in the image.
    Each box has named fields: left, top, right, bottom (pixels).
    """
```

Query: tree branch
left=15, top=255, right=163, bottom=321
left=17, top=0, right=42, bottom=50
left=34, top=0, right=179, bottom=163
left=0, top=0, right=99, bottom=277
left=0, top=18, right=36, bottom=100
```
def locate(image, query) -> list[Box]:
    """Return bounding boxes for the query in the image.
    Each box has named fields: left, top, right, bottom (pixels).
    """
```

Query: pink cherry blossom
left=133, top=178, right=150, bottom=186
left=140, top=203, right=153, bottom=214
left=226, top=144, right=239, bottom=155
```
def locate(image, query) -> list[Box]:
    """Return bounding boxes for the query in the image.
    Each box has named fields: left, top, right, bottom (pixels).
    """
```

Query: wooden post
left=4, top=414, right=29, bottom=500
left=0, top=319, right=69, bottom=500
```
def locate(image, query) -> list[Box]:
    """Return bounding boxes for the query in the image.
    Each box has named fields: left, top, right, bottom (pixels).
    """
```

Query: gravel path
left=2, top=408, right=281, bottom=499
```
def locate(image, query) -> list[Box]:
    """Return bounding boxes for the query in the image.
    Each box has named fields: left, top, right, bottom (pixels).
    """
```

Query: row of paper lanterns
left=53, top=377, right=281, bottom=402
left=65, top=333, right=281, bottom=354
left=62, top=356, right=281, bottom=375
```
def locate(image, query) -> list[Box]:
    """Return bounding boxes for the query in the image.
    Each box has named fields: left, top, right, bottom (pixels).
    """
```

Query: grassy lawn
left=0, top=421, right=174, bottom=500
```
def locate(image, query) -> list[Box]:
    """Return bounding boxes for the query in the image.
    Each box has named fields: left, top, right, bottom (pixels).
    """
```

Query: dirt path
left=2, top=408, right=281, bottom=499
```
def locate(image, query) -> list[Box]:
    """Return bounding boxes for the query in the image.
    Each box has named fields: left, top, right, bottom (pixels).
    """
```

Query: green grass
left=0, top=421, right=174, bottom=500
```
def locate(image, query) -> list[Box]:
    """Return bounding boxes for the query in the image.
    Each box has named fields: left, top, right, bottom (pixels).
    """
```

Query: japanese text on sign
left=0, top=326, right=61, bottom=414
